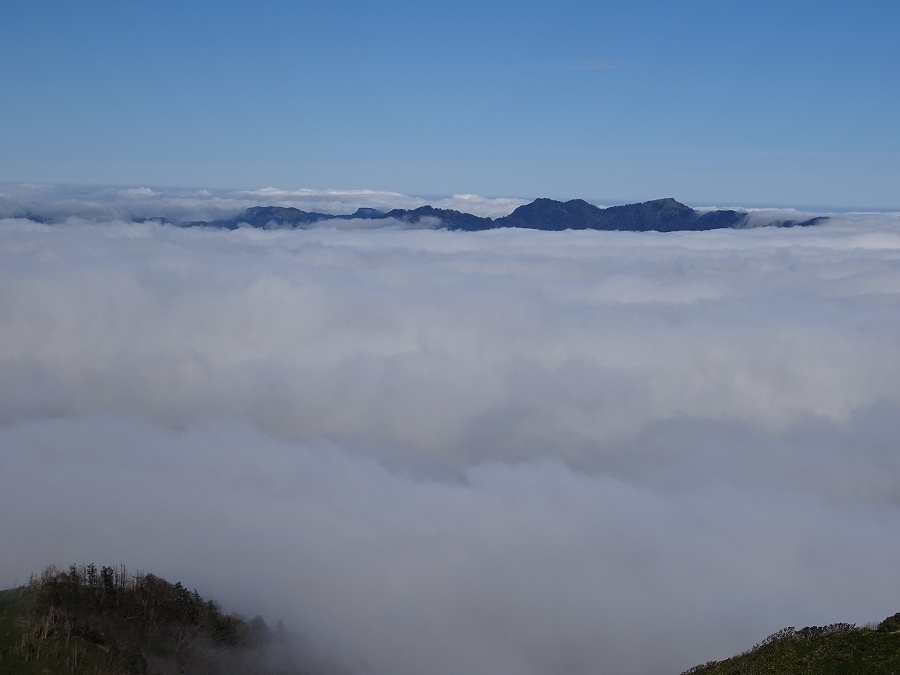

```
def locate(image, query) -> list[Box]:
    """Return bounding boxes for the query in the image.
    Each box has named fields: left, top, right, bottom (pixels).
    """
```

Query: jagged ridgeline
left=0, top=565, right=311, bottom=674
left=683, top=616, right=900, bottom=675
left=184, top=198, right=828, bottom=232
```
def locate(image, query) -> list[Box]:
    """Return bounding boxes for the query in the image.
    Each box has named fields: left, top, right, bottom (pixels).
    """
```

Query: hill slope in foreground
left=682, top=616, right=900, bottom=675
left=2, top=565, right=899, bottom=674
left=0, top=565, right=317, bottom=674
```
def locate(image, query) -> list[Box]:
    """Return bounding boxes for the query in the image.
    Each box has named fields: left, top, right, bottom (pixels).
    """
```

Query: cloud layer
left=2, top=207, right=900, bottom=674
left=0, top=184, right=530, bottom=223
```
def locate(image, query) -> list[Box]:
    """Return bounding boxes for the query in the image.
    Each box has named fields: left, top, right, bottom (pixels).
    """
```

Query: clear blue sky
left=2, top=0, right=898, bottom=208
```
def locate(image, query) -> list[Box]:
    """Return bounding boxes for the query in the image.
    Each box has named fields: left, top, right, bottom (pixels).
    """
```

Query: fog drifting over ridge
left=2, top=195, right=900, bottom=675
left=0, top=182, right=857, bottom=227
left=0, top=183, right=532, bottom=222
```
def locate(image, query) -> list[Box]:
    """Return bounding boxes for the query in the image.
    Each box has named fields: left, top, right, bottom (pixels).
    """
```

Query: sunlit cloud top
left=2, top=194, right=900, bottom=673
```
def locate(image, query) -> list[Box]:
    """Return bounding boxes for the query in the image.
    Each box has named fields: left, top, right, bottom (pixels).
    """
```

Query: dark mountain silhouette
left=497, top=197, right=746, bottom=231
left=188, top=198, right=827, bottom=232
left=382, top=205, right=491, bottom=230
left=191, top=206, right=337, bottom=230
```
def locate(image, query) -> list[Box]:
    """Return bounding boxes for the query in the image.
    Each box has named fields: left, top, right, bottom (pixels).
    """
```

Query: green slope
left=0, top=565, right=306, bottom=675
left=683, top=616, right=900, bottom=675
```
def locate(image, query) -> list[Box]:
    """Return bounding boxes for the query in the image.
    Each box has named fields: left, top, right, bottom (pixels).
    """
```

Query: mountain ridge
left=186, top=197, right=827, bottom=232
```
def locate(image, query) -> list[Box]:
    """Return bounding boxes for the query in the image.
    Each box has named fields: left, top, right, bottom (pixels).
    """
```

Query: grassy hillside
left=0, top=565, right=308, bottom=674
left=683, top=615, right=900, bottom=675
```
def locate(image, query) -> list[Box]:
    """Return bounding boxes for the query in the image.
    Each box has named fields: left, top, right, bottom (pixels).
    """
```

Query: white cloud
left=119, top=186, right=157, bottom=197
left=0, top=183, right=530, bottom=223
left=1, top=208, right=900, bottom=674
left=432, top=193, right=528, bottom=218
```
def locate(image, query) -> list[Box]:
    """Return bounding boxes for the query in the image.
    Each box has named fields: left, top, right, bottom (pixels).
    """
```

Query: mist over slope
left=1, top=195, right=900, bottom=675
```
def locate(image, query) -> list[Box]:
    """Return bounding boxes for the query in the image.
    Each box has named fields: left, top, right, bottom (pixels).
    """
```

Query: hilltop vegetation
left=0, top=565, right=312, bottom=674
left=683, top=615, right=900, bottom=675
left=5, top=564, right=899, bottom=674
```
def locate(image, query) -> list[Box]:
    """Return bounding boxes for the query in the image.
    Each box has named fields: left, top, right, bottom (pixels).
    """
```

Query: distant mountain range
left=187, top=197, right=827, bottom=232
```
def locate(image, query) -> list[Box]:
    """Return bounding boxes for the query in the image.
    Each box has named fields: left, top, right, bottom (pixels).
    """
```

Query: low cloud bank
left=2, top=209, right=900, bottom=674
left=0, top=184, right=529, bottom=224
left=3, top=183, right=861, bottom=230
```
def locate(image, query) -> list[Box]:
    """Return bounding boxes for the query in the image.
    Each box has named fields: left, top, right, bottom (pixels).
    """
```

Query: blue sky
left=2, top=0, right=898, bottom=208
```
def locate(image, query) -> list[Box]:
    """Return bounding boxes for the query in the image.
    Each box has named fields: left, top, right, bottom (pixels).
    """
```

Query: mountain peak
left=190, top=197, right=825, bottom=232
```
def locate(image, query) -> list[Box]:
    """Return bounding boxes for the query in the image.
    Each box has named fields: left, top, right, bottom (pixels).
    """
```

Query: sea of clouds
left=1, top=186, right=899, bottom=675
left=0, top=183, right=531, bottom=222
